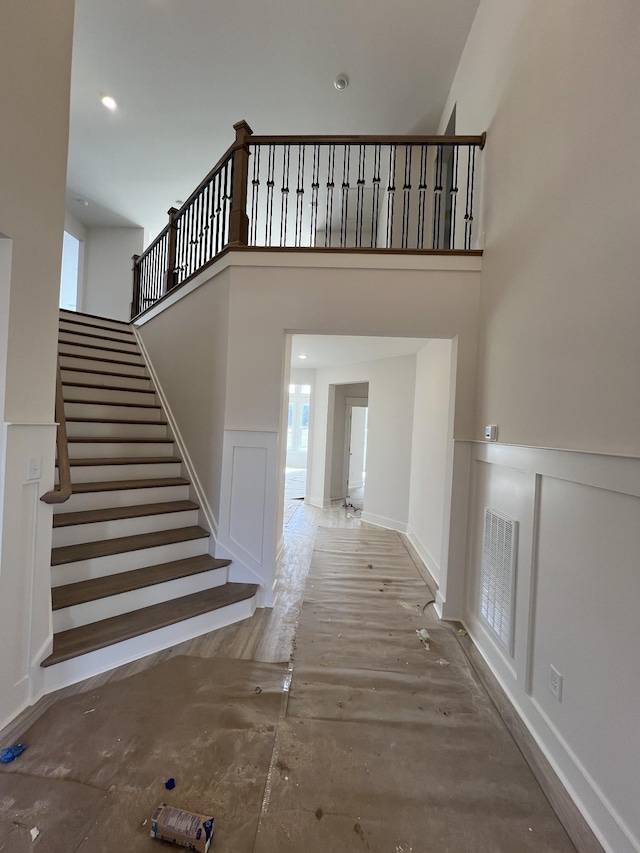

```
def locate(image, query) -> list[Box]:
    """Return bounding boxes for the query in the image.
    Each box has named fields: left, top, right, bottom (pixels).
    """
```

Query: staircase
left=41, top=309, right=259, bottom=690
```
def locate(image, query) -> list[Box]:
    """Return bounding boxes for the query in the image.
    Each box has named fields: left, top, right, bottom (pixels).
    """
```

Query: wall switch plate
left=27, top=455, right=42, bottom=481
left=549, top=664, right=563, bottom=702
left=485, top=424, right=498, bottom=441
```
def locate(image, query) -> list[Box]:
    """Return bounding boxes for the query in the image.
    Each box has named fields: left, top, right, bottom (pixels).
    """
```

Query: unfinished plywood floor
left=0, top=507, right=577, bottom=852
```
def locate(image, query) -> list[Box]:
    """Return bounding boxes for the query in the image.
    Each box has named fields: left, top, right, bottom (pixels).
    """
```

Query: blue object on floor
left=165, top=777, right=175, bottom=790
left=0, top=743, right=27, bottom=763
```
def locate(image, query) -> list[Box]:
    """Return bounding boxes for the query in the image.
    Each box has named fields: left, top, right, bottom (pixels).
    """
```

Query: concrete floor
left=0, top=504, right=577, bottom=852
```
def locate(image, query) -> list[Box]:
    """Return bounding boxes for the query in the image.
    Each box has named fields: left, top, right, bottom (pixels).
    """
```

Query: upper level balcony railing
left=131, top=120, right=486, bottom=318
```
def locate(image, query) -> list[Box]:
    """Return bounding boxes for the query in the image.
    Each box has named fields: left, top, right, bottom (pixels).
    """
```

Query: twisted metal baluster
left=310, top=144, right=320, bottom=247
left=325, top=144, right=336, bottom=247
left=340, top=144, right=351, bottom=247
left=250, top=145, right=261, bottom=246
left=371, top=144, right=381, bottom=248
left=385, top=145, right=397, bottom=247
left=294, top=145, right=306, bottom=247
left=265, top=145, right=275, bottom=246
left=355, top=144, right=366, bottom=248
left=464, top=146, right=477, bottom=249
left=280, top=144, right=291, bottom=247
left=432, top=144, right=443, bottom=249
left=401, top=144, right=412, bottom=249
left=449, top=145, right=459, bottom=249
left=416, top=144, right=428, bottom=249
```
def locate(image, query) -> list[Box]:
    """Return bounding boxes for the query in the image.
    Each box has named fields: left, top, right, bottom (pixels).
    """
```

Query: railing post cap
left=480, top=131, right=487, bottom=150
left=167, top=206, right=179, bottom=218
left=233, top=119, right=253, bottom=138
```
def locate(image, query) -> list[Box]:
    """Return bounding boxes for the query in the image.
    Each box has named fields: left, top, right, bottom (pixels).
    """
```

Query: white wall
left=84, top=226, right=145, bottom=321
left=0, top=0, right=75, bottom=730
left=328, top=381, right=368, bottom=501
left=443, top=2, right=640, bottom=850
left=407, top=339, right=453, bottom=587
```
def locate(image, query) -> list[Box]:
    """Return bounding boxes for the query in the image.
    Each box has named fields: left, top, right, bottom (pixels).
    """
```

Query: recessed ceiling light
left=298, top=354, right=308, bottom=360
left=101, top=95, right=117, bottom=111
left=175, top=200, right=184, bottom=207
left=75, top=198, right=89, bottom=207
left=334, top=75, right=349, bottom=91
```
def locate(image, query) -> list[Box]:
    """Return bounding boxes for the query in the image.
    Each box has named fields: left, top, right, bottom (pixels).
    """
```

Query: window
left=287, top=385, right=311, bottom=452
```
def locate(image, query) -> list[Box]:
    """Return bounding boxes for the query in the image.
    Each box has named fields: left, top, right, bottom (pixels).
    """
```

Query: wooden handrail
left=250, top=132, right=487, bottom=149
left=41, top=360, right=72, bottom=505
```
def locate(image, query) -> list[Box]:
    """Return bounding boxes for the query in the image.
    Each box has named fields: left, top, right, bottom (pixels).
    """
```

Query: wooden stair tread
left=59, top=351, right=145, bottom=368
left=66, top=416, right=167, bottom=425
left=66, top=456, right=181, bottom=467
left=71, top=476, right=189, bottom=493
left=60, top=366, right=149, bottom=381
left=60, top=309, right=132, bottom=328
left=65, top=398, right=162, bottom=410
left=51, top=525, right=209, bottom=565
left=62, top=381, right=156, bottom=394
left=59, top=328, right=135, bottom=346
left=67, top=436, right=174, bottom=444
left=59, top=339, right=139, bottom=356
left=53, top=500, right=198, bottom=527
left=42, top=583, right=258, bottom=666
left=51, top=555, right=231, bottom=610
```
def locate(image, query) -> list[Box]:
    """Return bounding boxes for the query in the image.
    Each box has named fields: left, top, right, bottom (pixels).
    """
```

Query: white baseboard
left=405, top=526, right=441, bottom=588
left=360, top=510, right=407, bottom=533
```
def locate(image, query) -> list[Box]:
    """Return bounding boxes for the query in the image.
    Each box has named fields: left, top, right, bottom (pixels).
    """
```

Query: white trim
left=360, top=510, right=408, bottom=533
left=405, top=525, right=442, bottom=586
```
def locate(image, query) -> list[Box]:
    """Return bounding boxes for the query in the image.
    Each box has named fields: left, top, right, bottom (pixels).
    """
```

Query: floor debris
left=165, top=777, right=176, bottom=790
left=458, top=629, right=468, bottom=637
left=0, top=743, right=26, bottom=763
left=30, top=827, right=40, bottom=842
left=437, top=658, right=450, bottom=667
left=416, top=628, right=431, bottom=650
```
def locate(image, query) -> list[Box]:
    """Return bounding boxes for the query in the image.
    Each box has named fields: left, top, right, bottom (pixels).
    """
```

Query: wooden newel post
left=166, top=207, right=179, bottom=292
left=228, top=119, right=253, bottom=246
left=131, top=254, right=141, bottom=319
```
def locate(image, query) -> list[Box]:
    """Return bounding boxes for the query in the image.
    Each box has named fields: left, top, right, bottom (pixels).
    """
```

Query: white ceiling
left=66, top=0, right=480, bottom=238
left=290, top=335, right=429, bottom=370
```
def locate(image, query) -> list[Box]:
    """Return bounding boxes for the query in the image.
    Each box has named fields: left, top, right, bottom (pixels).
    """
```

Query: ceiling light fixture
left=75, top=198, right=89, bottom=207
left=100, top=95, right=117, bottom=111
left=334, top=75, right=349, bottom=91
left=298, top=354, right=308, bottom=360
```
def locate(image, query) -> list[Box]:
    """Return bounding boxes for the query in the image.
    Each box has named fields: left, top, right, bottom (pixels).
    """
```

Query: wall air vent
left=480, top=507, right=518, bottom=655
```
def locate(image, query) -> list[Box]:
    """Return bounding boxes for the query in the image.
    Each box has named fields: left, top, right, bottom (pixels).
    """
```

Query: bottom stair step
left=42, top=583, right=259, bottom=666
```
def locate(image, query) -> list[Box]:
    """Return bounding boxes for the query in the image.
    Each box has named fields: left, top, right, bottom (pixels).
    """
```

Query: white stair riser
left=60, top=355, right=147, bottom=377
left=59, top=313, right=132, bottom=334
left=52, top=509, right=199, bottom=547
left=66, top=421, right=167, bottom=438
left=65, top=401, right=164, bottom=422
left=59, top=343, right=143, bottom=364
left=61, top=461, right=181, bottom=484
left=61, top=369, right=152, bottom=390
left=65, top=441, right=175, bottom=459
left=61, top=385, right=157, bottom=406
left=53, top=567, right=228, bottom=632
left=42, top=597, right=258, bottom=693
left=52, top=537, right=210, bottom=586
left=59, top=331, right=138, bottom=350
left=58, top=484, right=190, bottom=512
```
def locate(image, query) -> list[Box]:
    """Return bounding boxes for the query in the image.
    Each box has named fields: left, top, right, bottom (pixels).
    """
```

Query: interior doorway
left=345, top=397, right=368, bottom=511
left=59, top=231, right=80, bottom=311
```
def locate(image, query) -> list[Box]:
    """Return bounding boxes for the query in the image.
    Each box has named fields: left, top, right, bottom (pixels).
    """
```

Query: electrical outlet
left=27, top=455, right=42, bottom=481
left=549, top=664, right=563, bottom=702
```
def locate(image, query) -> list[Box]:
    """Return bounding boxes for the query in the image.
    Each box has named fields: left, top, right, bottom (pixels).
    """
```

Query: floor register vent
left=480, top=507, right=518, bottom=655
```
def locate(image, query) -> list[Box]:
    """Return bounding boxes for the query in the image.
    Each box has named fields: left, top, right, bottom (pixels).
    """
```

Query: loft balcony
left=132, top=120, right=486, bottom=318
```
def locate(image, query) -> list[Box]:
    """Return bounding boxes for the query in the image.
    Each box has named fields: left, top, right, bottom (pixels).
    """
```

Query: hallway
left=0, top=505, right=576, bottom=852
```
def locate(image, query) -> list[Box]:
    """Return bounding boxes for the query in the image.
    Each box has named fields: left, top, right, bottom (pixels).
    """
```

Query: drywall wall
left=136, top=269, right=231, bottom=533
left=0, top=0, right=75, bottom=730
left=407, top=339, right=453, bottom=587
left=443, top=2, right=640, bottom=850
left=441, top=0, right=640, bottom=455
left=310, top=358, right=415, bottom=531
left=84, top=227, right=145, bottom=321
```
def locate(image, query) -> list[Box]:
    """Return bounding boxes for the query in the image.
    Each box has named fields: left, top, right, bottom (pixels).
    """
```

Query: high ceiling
left=65, top=0, right=480, bottom=239
left=290, top=335, right=429, bottom=370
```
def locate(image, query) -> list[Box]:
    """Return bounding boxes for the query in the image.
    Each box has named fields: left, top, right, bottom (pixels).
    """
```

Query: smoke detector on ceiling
left=334, top=75, right=349, bottom=91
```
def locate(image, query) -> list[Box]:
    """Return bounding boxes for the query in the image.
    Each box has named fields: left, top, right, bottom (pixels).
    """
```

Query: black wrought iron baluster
left=432, top=144, right=444, bottom=249
left=310, top=144, right=320, bottom=247
left=449, top=145, right=459, bottom=249
left=195, top=187, right=203, bottom=270
left=325, top=144, right=335, bottom=247
left=215, top=169, right=223, bottom=256
left=371, top=144, right=381, bottom=248
left=222, top=159, right=231, bottom=249
left=416, top=144, right=428, bottom=249
left=280, top=144, right=291, bottom=247
left=401, top=144, right=412, bottom=249
left=294, top=145, right=305, bottom=247
left=355, top=145, right=366, bottom=248
left=385, top=145, right=397, bottom=247
left=464, top=146, right=476, bottom=249
left=250, top=145, right=261, bottom=246
left=265, top=145, right=275, bottom=246
left=340, top=144, right=351, bottom=247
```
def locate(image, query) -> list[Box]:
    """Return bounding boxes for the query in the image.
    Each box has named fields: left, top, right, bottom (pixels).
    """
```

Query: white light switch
left=27, top=455, right=42, bottom=481
left=485, top=425, right=498, bottom=441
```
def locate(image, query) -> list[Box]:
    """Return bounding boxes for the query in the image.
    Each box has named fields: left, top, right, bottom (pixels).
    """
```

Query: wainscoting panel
left=217, top=430, right=278, bottom=605
left=461, top=441, right=640, bottom=853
